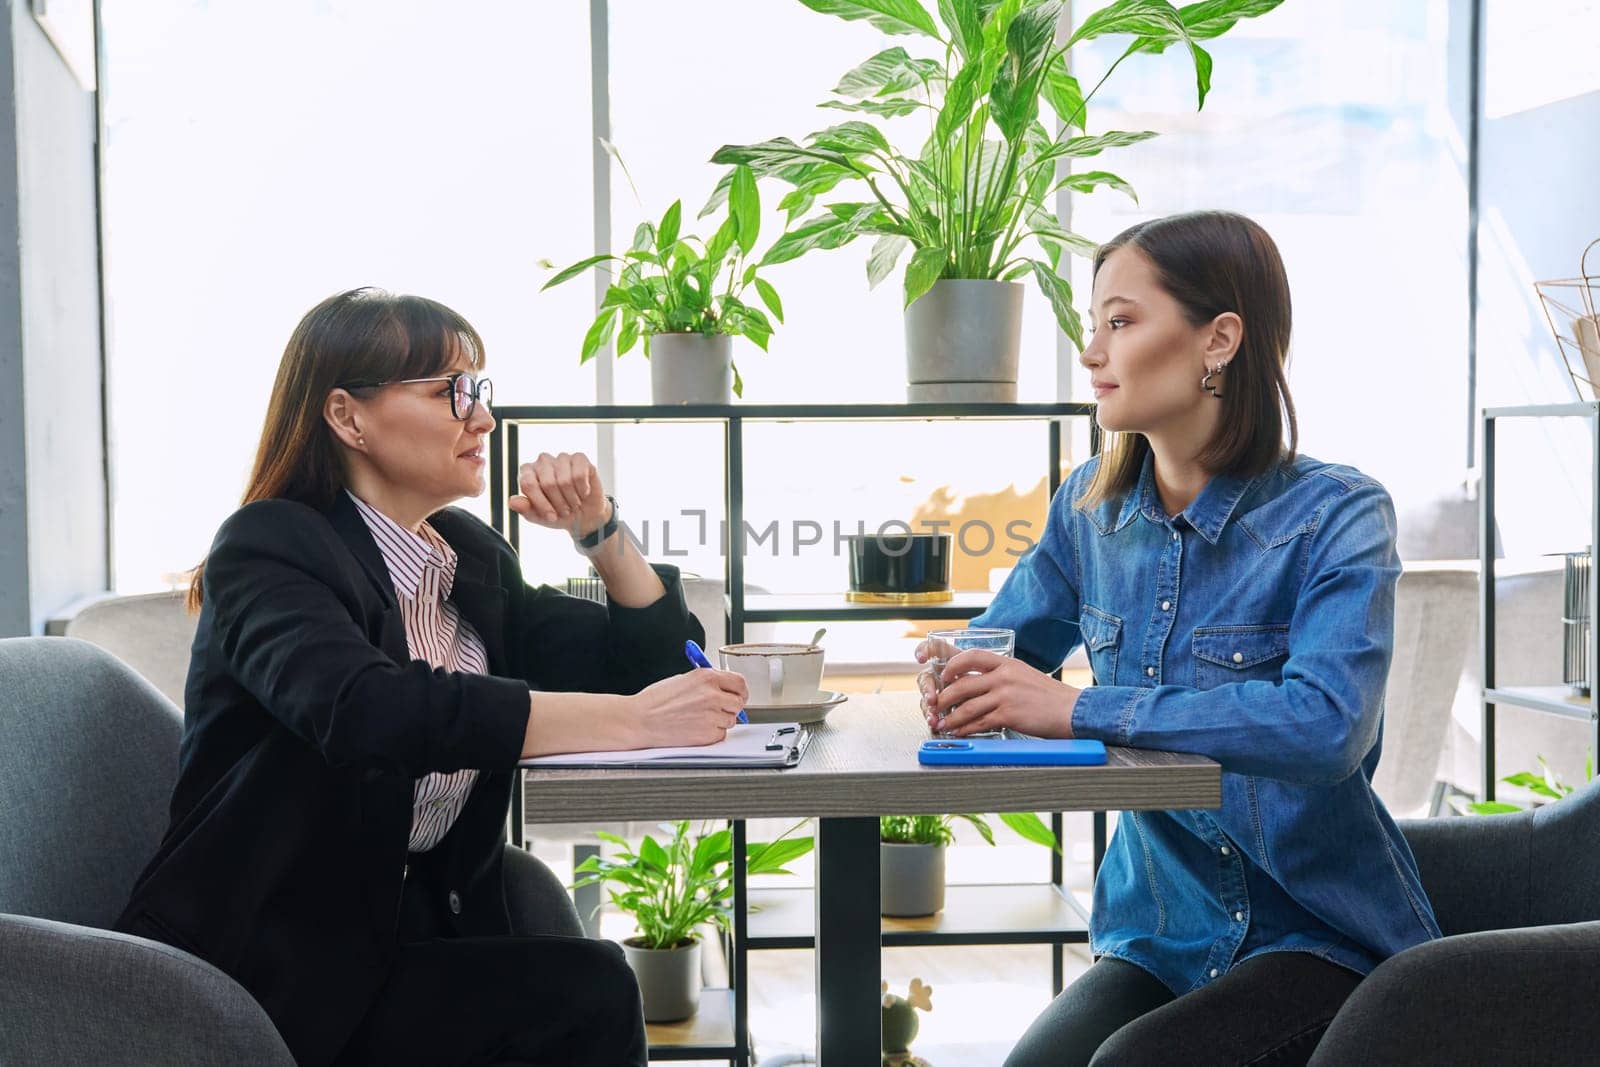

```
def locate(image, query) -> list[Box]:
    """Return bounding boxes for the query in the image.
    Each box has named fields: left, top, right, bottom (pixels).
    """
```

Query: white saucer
left=741, top=690, right=848, bottom=725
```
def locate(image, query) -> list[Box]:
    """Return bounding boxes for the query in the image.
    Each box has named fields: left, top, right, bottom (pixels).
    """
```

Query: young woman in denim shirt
left=917, top=212, right=1440, bottom=1066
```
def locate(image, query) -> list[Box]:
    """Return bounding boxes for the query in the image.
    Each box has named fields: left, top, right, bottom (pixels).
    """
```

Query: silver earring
left=358, top=436, right=367, bottom=446
left=1200, top=363, right=1227, bottom=399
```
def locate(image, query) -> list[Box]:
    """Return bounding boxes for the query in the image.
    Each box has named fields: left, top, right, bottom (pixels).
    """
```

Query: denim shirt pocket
left=1081, top=605, right=1123, bottom=686
left=1192, top=624, right=1290, bottom=690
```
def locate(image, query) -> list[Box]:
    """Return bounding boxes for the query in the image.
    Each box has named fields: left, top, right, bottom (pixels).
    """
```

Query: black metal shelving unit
left=491, top=402, right=1102, bottom=1065
left=1478, top=402, right=1599, bottom=801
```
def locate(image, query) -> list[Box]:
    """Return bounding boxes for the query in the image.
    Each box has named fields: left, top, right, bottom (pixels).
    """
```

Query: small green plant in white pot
left=542, top=150, right=789, bottom=404
left=879, top=811, right=1059, bottom=917
left=573, top=820, right=813, bottom=1022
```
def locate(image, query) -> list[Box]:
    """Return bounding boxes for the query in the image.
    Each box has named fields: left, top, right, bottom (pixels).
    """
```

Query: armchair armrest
left=1397, top=811, right=1534, bottom=934
left=0, top=913, right=293, bottom=1066
left=502, top=843, right=584, bottom=939
left=1311, top=921, right=1600, bottom=1065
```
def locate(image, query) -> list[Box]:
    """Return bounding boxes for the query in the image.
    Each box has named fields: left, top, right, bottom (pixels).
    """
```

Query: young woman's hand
left=628, top=669, right=749, bottom=748
left=914, top=640, right=1081, bottom=739
left=508, top=451, right=612, bottom=538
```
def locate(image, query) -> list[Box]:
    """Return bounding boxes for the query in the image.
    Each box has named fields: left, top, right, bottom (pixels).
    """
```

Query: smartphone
left=918, top=737, right=1107, bottom=766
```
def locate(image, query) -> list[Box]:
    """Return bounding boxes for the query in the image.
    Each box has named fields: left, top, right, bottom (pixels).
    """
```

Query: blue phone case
left=918, top=737, right=1107, bottom=766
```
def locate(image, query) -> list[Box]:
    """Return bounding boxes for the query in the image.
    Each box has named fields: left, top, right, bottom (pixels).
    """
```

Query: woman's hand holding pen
left=914, top=639, right=1082, bottom=739
left=630, top=669, right=748, bottom=747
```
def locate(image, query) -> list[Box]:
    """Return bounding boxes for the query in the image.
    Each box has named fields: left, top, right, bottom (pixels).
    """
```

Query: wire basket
left=1535, top=237, right=1600, bottom=402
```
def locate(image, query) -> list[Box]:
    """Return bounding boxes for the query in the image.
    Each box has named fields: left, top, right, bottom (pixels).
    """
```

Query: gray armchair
left=1311, top=779, right=1600, bottom=1063
left=0, top=637, right=580, bottom=1065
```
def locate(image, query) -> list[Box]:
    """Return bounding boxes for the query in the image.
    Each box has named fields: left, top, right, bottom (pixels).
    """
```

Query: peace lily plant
left=542, top=147, right=789, bottom=401
left=709, top=0, right=1282, bottom=352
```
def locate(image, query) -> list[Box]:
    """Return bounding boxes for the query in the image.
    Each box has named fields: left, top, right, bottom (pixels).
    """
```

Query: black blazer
left=114, top=492, right=700, bottom=1064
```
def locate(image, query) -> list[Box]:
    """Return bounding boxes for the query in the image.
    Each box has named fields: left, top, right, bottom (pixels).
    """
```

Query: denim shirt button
left=1145, top=666, right=1155, bottom=677
left=1209, top=968, right=1219, bottom=979
left=1161, top=600, right=1171, bottom=611
left=1171, top=530, right=1179, bottom=540
left=1220, top=845, right=1231, bottom=856
left=1234, top=911, right=1244, bottom=922
left=1232, top=651, right=1244, bottom=663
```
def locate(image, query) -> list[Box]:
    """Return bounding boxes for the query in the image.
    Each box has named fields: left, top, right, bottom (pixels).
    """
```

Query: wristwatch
left=574, top=496, right=619, bottom=551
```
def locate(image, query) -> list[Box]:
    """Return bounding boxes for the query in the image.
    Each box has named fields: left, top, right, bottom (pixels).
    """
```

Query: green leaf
left=1041, top=55, right=1085, bottom=130
left=1028, top=206, right=1100, bottom=259
left=615, top=313, right=640, bottom=356
left=579, top=308, right=617, bottom=364
left=1066, top=0, right=1187, bottom=49
left=810, top=120, right=893, bottom=156
left=747, top=836, right=815, bottom=874
left=540, top=253, right=615, bottom=291
left=833, top=46, right=943, bottom=97
left=730, top=164, right=761, bottom=257
left=712, top=136, right=850, bottom=175
left=998, top=811, right=1061, bottom=851
left=1053, top=169, right=1138, bottom=202
left=753, top=277, right=785, bottom=322
left=903, top=244, right=949, bottom=306
left=760, top=208, right=873, bottom=266
left=656, top=201, right=682, bottom=251
left=731, top=360, right=744, bottom=398
left=935, top=61, right=981, bottom=144
left=988, top=0, right=1063, bottom=141
left=939, top=0, right=982, bottom=59
left=706, top=215, right=739, bottom=265
left=952, top=812, right=996, bottom=845
left=818, top=96, right=926, bottom=118
left=1462, top=800, right=1525, bottom=816
left=1025, top=129, right=1159, bottom=176
left=1145, top=0, right=1285, bottom=49
left=798, top=0, right=942, bottom=39
left=1030, top=259, right=1083, bottom=348
left=866, top=233, right=911, bottom=289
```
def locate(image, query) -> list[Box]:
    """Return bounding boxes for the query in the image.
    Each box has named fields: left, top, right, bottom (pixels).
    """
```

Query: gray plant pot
left=649, top=332, right=732, bottom=405
left=880, top=841, right=946, bottom=917
left=622, top=937, right=702, bottom=1023
left=904, top=279, right=1024, bottom=403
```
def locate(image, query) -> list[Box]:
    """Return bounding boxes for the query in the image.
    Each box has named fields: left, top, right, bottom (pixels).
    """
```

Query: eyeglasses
left=339, top=372, right=493, bottom=421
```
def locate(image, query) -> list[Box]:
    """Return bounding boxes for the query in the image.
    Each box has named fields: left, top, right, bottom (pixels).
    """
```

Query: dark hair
left=1077, top=210, right=1298, bottom=510
left=187, top=287, right=485, bottom=610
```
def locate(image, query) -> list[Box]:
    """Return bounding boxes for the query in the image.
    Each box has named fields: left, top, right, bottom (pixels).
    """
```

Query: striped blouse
left=349, top=492, right=488, bottom=853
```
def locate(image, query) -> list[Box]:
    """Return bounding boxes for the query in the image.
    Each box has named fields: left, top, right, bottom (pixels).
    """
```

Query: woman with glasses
left=115, top=288, right=744, bottom=1066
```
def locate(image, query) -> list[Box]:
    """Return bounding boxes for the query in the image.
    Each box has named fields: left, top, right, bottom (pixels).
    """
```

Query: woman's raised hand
left=629, top=668, right=749, bottom=748
left=508, top=451, right=612, bottom=539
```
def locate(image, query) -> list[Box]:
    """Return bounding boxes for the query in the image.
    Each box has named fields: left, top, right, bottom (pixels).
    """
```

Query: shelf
left=746, top=882, right=1090, bottom=950
left=491, top=402, right=1095, bottom=424
left=1485, top=686, right=1594, bottom=720
left=645, top=988, right=737, bottom=1060
left=1483, top=401, right=1599, bottom=420
left=737, top=591, right=993, bottom=622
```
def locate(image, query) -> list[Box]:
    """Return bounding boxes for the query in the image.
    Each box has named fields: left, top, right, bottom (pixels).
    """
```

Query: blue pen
left=685, top=640, right=748, bottom=723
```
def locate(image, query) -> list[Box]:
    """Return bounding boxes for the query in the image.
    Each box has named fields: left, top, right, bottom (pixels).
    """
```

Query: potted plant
left=879, top=811, right=1058, bottom=917
left=542, top=148, right=789, bottom=404
left=1455, top=753, right=1595, bottom=815
left=573, top=819, right=813, bottom=1021
left=709, top=0, right=1280, bottom=401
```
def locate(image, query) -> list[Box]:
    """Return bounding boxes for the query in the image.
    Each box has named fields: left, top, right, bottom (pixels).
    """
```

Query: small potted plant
left=573, top=819, right=813, bottom=1021
left=542, top=148, right=789, bottom=404
left=710, top=0, right=1280, bottom=401
left=879, top=811, right=1058, bottom=917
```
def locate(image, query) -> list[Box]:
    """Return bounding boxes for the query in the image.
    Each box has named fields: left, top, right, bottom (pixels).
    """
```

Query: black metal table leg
left=815, top=816, right=880, bottom=1064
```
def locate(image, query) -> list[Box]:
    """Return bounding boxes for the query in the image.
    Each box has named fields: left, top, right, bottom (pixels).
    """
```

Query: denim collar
left=1106, top=451, right=1256, bottom=545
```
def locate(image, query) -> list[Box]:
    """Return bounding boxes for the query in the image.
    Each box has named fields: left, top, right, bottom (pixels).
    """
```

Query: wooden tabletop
left=521, top=693, right=1220, bottom=823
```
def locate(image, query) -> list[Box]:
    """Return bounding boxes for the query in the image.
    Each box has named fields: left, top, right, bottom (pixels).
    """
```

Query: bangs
left=328, top=289, right=487, bottom=387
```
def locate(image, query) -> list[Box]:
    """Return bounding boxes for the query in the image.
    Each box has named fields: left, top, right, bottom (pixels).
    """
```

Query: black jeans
left=1004, top=953, right=1364, bottom=1067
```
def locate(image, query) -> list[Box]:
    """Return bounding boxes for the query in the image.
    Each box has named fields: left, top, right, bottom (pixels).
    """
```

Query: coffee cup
left=718, top=642, right=825, bottom=706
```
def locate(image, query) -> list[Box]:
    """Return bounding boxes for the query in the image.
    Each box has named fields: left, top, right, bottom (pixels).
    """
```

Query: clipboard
left=518, top=723, right=812, bottom=770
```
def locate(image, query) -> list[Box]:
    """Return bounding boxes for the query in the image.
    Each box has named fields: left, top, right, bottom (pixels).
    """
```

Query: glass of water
left=921, top=627, right=1015, bottom=736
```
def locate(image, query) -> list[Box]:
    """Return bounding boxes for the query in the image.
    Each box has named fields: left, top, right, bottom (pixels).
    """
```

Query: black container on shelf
left=845, top=533, right=953, bottom=604
left=1565, top=548, right=1592, bottom=696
